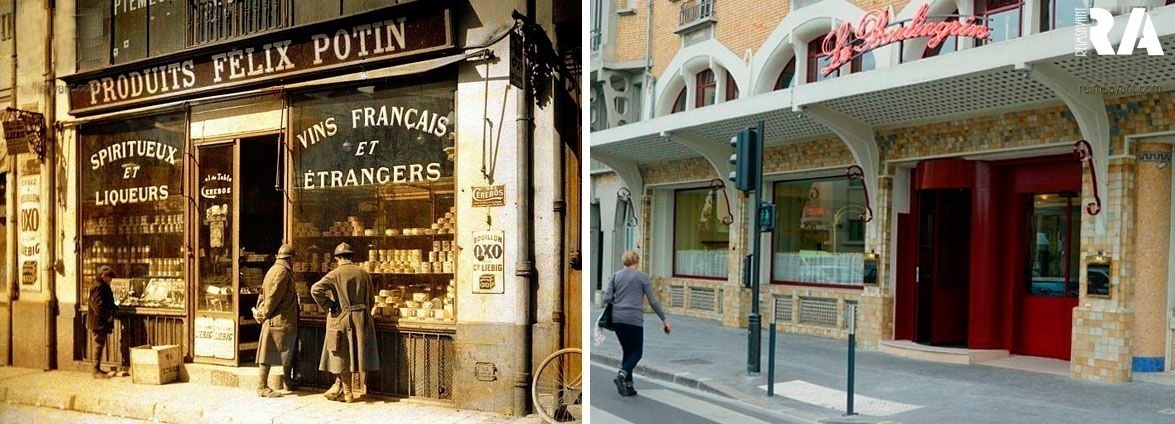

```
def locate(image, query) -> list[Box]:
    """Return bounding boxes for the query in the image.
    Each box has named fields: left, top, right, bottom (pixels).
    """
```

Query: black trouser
left=92, top=332, right=108, bottom=372
left=613, top=323, right=644, bottom=385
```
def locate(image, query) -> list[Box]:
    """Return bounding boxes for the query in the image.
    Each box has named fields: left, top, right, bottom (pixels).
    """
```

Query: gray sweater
left=603, top=268, right=666, bottom=327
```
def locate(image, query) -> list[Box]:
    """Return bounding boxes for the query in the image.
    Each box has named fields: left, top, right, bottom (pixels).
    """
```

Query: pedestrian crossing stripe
left=589, top=407, right=634, bottom=424
left=759, top=380, right=921, bottom=417
left=641, top=389, right=776, bottom=424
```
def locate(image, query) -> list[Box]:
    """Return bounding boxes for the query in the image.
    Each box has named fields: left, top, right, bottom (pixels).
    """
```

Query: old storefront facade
left=591, top=0, right=1175, bottom=381
left=4, top=0, right=580, bottom=415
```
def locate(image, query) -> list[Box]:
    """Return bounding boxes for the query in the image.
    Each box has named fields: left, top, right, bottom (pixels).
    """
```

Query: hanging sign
left=509, top=30, right=525, bottom=89
left=471, top=185, right=505, bottom=207
left=820, top=3, right=990, bottom=76
left=471, top=230, right=505, bottom=294
left=63, top=5, right=454, bottom=115
left=2, top=108, right=44, bottom=156
left=18, top=167, right=41, bottom=292
left=193, top=315, right=236, bottom=360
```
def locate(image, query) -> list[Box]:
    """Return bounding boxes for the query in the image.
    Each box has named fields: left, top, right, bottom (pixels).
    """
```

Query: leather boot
left=340, top=372, right=355, bottom=403
left=323, top=377, right=343, bottom=400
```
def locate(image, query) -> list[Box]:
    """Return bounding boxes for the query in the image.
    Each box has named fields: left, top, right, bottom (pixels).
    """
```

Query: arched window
left=671, top=87, right=687, bottom=114
left=980, top=0, right=1023, bottom=44
left=807, top=38, right=837, bottom=83
left=774, top=57, right=797, bottom=90
left=725, top=72, right=739, bottom=101
left=695, top=69, right=717, bottom=108
left=923, top=12, right=960, bottom=58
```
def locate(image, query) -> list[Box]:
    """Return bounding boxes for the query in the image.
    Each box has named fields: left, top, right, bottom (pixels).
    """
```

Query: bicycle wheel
left=533, top=347, right=583, bottom=423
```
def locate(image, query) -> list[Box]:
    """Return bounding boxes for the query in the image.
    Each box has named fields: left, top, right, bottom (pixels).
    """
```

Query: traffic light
left=729, top=126, right=761, bottom=192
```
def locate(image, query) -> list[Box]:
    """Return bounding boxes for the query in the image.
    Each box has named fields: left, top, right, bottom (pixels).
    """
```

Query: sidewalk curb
left=590, top=351, right=739, bottom=401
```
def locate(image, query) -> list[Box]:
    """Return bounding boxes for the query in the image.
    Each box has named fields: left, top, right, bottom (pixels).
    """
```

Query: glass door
left=193, top=141, right=239, bottom=365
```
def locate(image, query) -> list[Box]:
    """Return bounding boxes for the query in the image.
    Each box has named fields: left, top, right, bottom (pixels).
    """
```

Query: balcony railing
left=191, top=0, right=291, bottom=46
left=590, top=28, right=602, bottom=52
left=679, top=0, right=715, bottom=27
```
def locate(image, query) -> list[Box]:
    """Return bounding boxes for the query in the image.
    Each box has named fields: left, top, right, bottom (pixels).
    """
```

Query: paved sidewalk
left=589, top=308, right=1175, bottom=424
left=0, top=366, right=538, bottom=423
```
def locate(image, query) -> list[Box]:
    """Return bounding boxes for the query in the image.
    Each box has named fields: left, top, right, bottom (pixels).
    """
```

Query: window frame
left=1025, top=193, right=1080, bottom=298
left=979, top=0, right=1024, bottom=45
left=671, top=186, right=730, bottom=281
left=774, top=57, right=797, bottom=90
left=768, top=176, right=867, bottom=290
left=671, top=87, right=687, bottom=114
left=725, top=72, right=738, bottom=102
left=922, top=11, right=960, bottom=58
left=694, top=69, right=717, bottom=108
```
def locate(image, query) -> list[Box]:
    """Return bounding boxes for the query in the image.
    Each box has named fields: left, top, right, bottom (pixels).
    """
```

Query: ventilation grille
left=774, top=296, right=794, bottom=323
left=669, top=286, right=686, bottom=308
left=798, top=297, right=839, bottom=328
left=688, top=287, right=716, bottom=311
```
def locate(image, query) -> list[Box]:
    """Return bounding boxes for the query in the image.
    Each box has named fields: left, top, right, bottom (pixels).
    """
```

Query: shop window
left=923, top=12, right=960, bottom=58
left=290, top=74, right=458, bottom=325
left=695, top=69, right=717, bottom=108
left=771, top=178, right=867, bottom=287
left=673, top=187, right=729, bottom=279
left=1040, top=0, right=1093, bottom=31
left=671, top=87, right=687, bottom=114
left=1027, top=193, right=1080, bottom=297
left=78, top=111, right=188, bottom=312
left=979, top=0, right=1022, bottom=45
left=774, top=57, right=797, bottom=90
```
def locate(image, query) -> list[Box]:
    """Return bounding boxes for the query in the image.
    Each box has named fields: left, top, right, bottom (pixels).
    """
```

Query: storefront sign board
left=193, top=315, right=236, bottom=360
left=64, top=5, right=454, bottom=115
left=472, top=185, right=505, bottom=207
left=17, top=166, right=40, bottom=292
left=820, top=3, right=990, bottom=76
left=471, top=230, right=506, bottom=294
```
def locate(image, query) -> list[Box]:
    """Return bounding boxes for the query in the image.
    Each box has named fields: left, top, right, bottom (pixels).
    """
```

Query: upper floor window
left=1040, top=0, right=1093, bottom=31
left=793, top=0, right=822, bottom=10
left=77, top=0, right=398, bottom=72
left=775, top=57, right=797, bottom=90
left=696, top=69, right=717, bottom=108
left=979, top=0, right=1023, bottom=44
left=808, top=38, right=863, bottom=83
left=679, top=0, right=715, bottom=27
left=725, top=72, right=738, bottom=101
left=672, top=88, right=687, bottom=114
left=591, top=0, right=603, bottom=52
left=923, top=12, right=960, bottom=58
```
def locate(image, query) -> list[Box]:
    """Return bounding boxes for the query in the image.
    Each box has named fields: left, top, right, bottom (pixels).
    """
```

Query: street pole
left=768, top=321, right=776, bottom=396
left=747, top=120, right=764, bottom=376
left=846, top=304, right=857, bottom=416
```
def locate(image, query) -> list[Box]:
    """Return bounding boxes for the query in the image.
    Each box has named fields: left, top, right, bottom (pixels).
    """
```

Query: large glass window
left=695, top=70, right=717, bottom=108
left=1040, top=0, right=1093, bottom=31
left=772, top=178, right=867, bottom=286
left=79, top=112, right=188, bottom=311
left=923, top=13, right=961, bottom=58
left=673, top=188, right=729, bottom=279
left=290, top=74, right=457, bottom=325
left=1027, top=193, right=1080, bottom=297
left=981, top=0, right=1023, bottom=44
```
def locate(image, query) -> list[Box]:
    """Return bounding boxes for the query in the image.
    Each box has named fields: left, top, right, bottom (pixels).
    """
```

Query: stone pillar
left=1131, top=143, right=1171, bottom=372
left=857, top=176, right=894, bottom=348
left=722, top=191, right=750, bottom=328
left=1071, top=157, right=1135, bottom=382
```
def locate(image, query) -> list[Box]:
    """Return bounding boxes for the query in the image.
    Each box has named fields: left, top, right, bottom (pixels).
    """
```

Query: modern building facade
left=590, top=0, right=1175, bottom=381
left=2, top=0, right=581, bottom=415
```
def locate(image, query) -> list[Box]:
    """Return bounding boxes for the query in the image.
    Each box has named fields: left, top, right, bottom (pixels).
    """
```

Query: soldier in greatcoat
left=311, top=242, right=379, bottom=403
left=254, top=244, right=300, bottom=397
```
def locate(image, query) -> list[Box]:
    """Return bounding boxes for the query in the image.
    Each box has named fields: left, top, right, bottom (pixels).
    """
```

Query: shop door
left=915, top=190, right=971, bottom=347
left=192, top=136, right=283, bottom=365
left=1015, top=193, right=1079, bottom=360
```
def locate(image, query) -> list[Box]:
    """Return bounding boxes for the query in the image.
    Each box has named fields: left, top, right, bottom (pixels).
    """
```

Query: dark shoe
left=625, top=384, right=638, bottom=397
left=613, top=378, right=629, bottom=397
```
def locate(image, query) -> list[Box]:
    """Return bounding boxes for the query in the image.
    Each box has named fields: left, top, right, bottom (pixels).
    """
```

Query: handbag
left=599, top=302, right=615, bottom=331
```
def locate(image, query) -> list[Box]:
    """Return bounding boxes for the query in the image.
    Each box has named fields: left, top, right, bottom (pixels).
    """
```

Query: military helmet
left=333, top=242, right=355, bottom=257
left=276, top=244, right=296, bottom=259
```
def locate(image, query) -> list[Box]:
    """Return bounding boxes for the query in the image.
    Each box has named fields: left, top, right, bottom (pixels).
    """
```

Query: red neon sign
left=820, top=3, right=991, bottom=76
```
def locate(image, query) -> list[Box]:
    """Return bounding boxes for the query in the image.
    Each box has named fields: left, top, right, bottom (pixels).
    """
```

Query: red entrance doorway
left=895, top=156, right=1081, bottom=360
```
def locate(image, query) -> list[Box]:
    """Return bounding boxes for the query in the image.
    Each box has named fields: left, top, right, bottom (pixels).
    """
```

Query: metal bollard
left=768, top=322, right=776, bottom=397
left=846, top=304, right=857, bottom=416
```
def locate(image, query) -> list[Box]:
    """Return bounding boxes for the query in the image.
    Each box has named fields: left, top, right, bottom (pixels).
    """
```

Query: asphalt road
left=589, top=362, right=815, bottom=424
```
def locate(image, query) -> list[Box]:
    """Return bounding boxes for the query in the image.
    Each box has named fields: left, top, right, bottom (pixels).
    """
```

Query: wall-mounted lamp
left=1085, top=250, right=1111, bottom=298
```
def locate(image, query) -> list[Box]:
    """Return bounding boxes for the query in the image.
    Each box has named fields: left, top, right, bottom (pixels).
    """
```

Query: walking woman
left=604, top=250, right=670, bottom=397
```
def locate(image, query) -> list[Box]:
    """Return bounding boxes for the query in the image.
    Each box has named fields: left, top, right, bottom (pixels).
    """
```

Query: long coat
left=311, top=262, right=379, bottom=373
left=256, top=259, right=299, bottom=366
left=87, top=281, right=116, bottom=334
